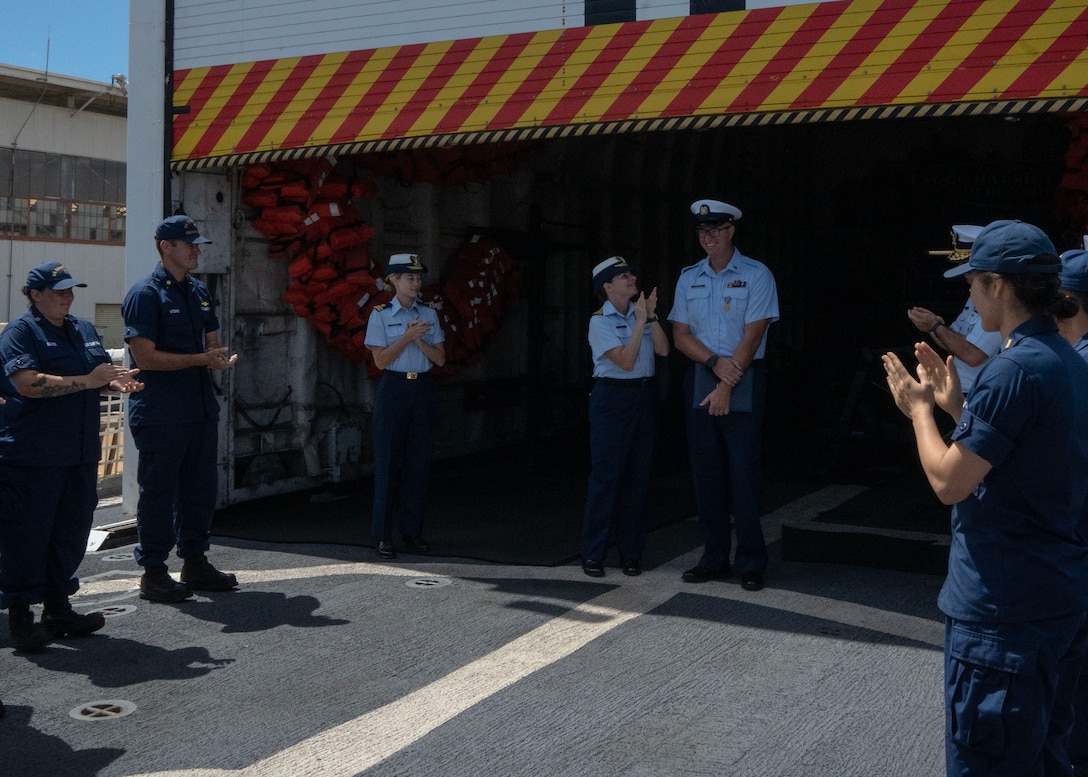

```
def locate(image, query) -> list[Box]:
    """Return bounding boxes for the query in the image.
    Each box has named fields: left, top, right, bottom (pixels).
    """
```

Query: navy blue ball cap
left=691, top=199, right=742, bottom=225
left=25, top=261, right=87, bottom=291
left=155, top=215, right=212, bottom=244
left=967, top=220, right=1058, bottom=275
left=592, top=256, right=631, bottom=292
left=1059, top=248, right=1088, bottom=292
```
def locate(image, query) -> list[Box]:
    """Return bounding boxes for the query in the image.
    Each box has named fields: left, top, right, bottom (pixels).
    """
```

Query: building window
left=0, top=147, right=125, bottom=244
left=586, top=0, right=636, bottom=25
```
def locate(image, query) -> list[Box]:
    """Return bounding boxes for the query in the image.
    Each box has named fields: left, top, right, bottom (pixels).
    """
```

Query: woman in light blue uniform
left=580, top=257, right=669, bottom=577
left=364, top=253, right=446, bottom=560
left=884, top=221, right=1088, bottom=776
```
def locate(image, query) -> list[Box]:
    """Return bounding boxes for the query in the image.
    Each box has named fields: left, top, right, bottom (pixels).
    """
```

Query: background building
left=0, top=64, right=127, bottom=345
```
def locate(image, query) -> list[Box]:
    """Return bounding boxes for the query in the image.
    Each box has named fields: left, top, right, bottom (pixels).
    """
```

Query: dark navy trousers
left=945, top=613, right=1088, bottom=776
left=1071, top=661, right=1088, bottom=769
left=370, top=372, right=436, bottom=543
left=131, top=420, right=219, bottom=567
left=683, top=361, right=767, bottom=575
left=580, top=378, right=659, bottom=564
left=0, top=462, right=98, bottom=609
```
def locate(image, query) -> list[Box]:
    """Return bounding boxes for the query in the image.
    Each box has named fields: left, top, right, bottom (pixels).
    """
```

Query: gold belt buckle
left=406, top=371, right=419, bottom=380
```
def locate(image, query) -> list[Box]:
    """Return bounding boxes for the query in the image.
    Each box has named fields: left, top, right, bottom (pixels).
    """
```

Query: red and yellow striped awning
left=172, top=0, right=1088, bottom=170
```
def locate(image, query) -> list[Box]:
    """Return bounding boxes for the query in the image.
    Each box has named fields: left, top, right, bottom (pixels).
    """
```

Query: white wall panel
left=175, top=1, right=584, bottom=70
left=176, top=0, right=840, bottom=69
left=0, top=98, right=126, bottom=161
left=2, top=242, right=125, bottom=327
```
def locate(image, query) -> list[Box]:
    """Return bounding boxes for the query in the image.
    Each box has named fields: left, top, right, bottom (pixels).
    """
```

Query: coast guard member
left=1, top=262, right=141, bottom=650
left=579, top=257, right=669, bottom=577
left=909, top=225, right=1003, bottom=393
left=1057, top=242, right=1088, bottom=360
left=1058, top=242, right=1088, bottom=776
left=884, top=220, right=1088, bottom=776
left=365, top=253, right=446, bottom=560
left=123, top=216, right=239, bottom=603
left=667, top=199, right=779, bottom=591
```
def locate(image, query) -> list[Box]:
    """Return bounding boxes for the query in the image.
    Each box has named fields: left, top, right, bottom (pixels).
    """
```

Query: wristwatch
left=705, top=354, right=719, bottom=369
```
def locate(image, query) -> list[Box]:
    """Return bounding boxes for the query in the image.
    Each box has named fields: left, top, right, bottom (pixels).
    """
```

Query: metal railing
left=98, top=395, right=125, bottom=496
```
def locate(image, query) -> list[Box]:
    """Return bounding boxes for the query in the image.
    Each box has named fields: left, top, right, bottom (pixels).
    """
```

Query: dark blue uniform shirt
left=122, top=264, right=221, bottom=426
left=0, top=307, right=111, bottom=466
left=943, top=316, right=1088, bottom=622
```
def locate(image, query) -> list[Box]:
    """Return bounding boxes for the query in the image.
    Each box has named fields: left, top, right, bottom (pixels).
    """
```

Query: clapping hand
left=404, top=318, right=432, bottom=342
left=915, top=341, right=963, bottom=419
left=882, top=348, right=934, bottom=420
left=109, top=368, right=145, bottom=394
left=205, top=346, right=239, bottom=371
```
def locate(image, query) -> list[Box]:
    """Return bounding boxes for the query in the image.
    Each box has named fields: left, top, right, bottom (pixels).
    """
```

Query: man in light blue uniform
left=365, top=253, right=446, bottom=560
left=124, top=216, right=239, bottom=603
left=884, top=220, right=1088, bottom=776
left=580, top=256, right=669, bottom=577
left=909, top=226, right=1003, bottom=394
left=667, top=199, right=779, bottom=591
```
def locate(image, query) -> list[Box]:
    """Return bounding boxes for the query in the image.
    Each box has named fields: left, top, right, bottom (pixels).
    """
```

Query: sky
left=0, top=0, right=128, bottom=83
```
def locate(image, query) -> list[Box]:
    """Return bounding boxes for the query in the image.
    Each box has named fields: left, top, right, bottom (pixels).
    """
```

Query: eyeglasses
left=696, top=225, right=732, bottom=238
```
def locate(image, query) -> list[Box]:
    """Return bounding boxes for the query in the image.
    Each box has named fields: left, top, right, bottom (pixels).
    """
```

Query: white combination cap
left=691, top=199, right=742, bottom=225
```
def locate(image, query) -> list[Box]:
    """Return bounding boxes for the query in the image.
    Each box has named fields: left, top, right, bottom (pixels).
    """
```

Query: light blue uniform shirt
left=364, top=297, right=444, bottom=373
left=1075, top=332, right=1088, bottom=362
left=667, top=250, right=779, bottom=358
left=949, top=298, right=1003, bottom=393
left=588, top=301, right=655, bottom=379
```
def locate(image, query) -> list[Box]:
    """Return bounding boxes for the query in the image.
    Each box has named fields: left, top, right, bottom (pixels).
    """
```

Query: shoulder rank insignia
left=374, top=303, right=388, bottom=312
left=593, top=308, right=604, bottom=316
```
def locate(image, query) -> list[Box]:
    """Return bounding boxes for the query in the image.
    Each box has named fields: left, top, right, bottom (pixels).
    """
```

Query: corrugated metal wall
left=173, top=0, right=835, bottom=70
left=174, top=1, right=579, bottom=70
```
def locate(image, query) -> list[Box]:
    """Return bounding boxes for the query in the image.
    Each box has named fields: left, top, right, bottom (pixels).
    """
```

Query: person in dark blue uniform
left=0, top=398, right=3, bottom=714
left=883, top=220, right=1088, bottom=776
left=1057, top=244, right=1088, bottom=360
left=580, top=256, right=669, bottom=577
left=667, top=199, right=780, bottom=591
left=364, top=253, right=446, bottom=560
left=123, top=216, right=239, bottom=603
left=1057, top=242, right=1088, bottom=776
left=1, top=262, right=143, bottom=652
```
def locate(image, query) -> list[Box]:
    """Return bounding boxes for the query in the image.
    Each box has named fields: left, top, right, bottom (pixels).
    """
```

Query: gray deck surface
left=1, top=484, right=947, bottom=777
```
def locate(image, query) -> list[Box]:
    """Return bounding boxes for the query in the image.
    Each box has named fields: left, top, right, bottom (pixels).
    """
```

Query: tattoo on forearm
left=33, top=378, right=85, bottom=397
